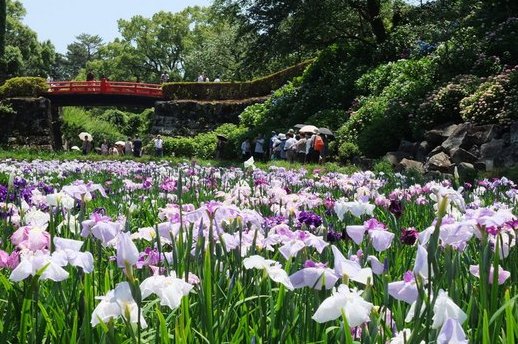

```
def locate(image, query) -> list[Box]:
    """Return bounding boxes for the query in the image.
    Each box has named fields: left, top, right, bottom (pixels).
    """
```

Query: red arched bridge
left=44, top=80, right=164, bottom=107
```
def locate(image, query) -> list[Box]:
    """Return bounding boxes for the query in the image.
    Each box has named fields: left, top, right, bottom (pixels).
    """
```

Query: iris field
left=0, top=159, right=516, bottom=343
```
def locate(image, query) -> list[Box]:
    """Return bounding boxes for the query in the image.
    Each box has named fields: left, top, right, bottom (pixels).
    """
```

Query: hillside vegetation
left=234, top=0, right=518, bottom=160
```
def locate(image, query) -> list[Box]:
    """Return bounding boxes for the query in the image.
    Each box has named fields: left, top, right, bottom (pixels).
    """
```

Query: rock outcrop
left=385, top=121, right=518, bottom=177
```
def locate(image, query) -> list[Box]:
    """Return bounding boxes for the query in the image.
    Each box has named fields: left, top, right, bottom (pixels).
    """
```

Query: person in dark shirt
left=132, top=135, right=143, bottom=157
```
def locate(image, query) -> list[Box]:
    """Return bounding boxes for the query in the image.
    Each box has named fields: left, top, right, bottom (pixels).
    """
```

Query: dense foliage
left=232, top=0, right=518, bottom=161
left=61, top=107, right=152, bottom=148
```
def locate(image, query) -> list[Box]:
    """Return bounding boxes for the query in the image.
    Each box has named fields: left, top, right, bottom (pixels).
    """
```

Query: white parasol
left=78, top=132, right=93, bottom=142
left=299, top=125, right=319, bottom=134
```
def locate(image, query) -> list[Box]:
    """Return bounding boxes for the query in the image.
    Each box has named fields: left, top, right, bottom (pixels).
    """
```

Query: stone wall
left=0, top=97, right=62, bottom=150
left=152, top=98, right=265, bottom=136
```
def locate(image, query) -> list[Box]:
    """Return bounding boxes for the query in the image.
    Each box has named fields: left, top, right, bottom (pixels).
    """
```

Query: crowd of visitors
left=74, top=126, right=330, bottom=164
left=240, top=128, right=330, bottom=164
left=77, top=134, right=163, bottom=158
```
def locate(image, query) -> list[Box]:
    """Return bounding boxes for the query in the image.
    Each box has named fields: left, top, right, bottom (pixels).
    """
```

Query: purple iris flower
left=400, top=227, right=419, bottom=245
left=388, top=271, right=418, bottom=304
left=160, top=178, right=176, bottom=192
left=136, top=247, right=161, bottom=269
left=389, top=199, right=404, bottom=218
left=326, top=230, right=342, bottom=243
left=13, top=177, right=27, bottom=189
left=298, top=211, right=322, bottom=229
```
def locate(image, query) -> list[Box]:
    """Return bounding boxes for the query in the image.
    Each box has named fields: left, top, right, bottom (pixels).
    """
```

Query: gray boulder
left=480, top=139, right=505, bottom=162
left=398, top=140, right=419, bottom=156
left=399, top=158, right=425, bottom=174
left=450, top=148, right=478, bottom=164
left=426, top=152, right=453, bottom=173
left=510, top=122, right=518, bottom=145
left=416, top=141, right=432, bottom=162
left=441, top=123, right=472, bottom=154
left=466, top=124, right=500, bottom=146
left=384, top=151, right=412, bottom=167
left=424, top=123, right=458, bottom=146
left=457, top=162, right=477, bottom=181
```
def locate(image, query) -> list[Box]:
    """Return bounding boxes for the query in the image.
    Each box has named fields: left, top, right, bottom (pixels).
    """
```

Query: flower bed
left=0, top=159, right=516, bottom=343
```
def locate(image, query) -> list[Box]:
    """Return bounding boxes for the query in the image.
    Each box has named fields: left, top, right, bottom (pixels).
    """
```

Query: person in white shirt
left=124, top=138, right=133, bottom=156
left=154, top=135, right=164, bottom=157
left=295, top=135, right=307, bottom=163
left=160, top=72, right=169, bottom=84
left=253, top=134, right=265, bottom=161
left=197, top=74, right=204, bottom=82
left=214, top=76, right=221, bottom=82
left=284, top=133, right=297, bottom=163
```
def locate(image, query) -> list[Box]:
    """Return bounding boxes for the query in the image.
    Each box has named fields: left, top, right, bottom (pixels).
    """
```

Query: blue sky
left=22, top=0, right=212, bottom=53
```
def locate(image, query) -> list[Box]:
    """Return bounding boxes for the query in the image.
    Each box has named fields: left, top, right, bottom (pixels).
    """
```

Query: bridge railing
left=46, top=81, right=163, bottom=98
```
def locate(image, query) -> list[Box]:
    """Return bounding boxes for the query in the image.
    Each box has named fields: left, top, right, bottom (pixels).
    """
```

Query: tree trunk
left=0, top=0, right=6, bottom=80
left=366, top=0, right=387, bottom=44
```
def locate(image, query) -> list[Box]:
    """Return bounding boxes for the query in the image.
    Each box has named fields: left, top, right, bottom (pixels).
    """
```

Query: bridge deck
left=45, top=80, right=163, bottom=98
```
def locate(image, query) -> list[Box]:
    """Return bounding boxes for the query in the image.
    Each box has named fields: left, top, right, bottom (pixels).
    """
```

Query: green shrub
left=0, top=77, right=48, bottom=98
left=337, top=141, right=360, bottom=162
left=338, top=57, right=437, bottom=157
left=460, top=66, right=518, bottom=125
left=432, top=27, right=484, bottom=79
left=100, top=109, right=128, bottom=130
left=152, top=124, right=248, bottom=160
left=213, top=123, right=249, bottom=159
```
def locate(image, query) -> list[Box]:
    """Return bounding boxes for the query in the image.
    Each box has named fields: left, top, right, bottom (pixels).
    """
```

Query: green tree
left=85, top=6, right=249, bottom=82
left=0, top=0, right=6, bottom=80
left=116, top=10, right=192, bottom=81
left=1, top=0, right=58, bottom=78
left=65, top=33, right=104, bottom=78
left=182, top=7, right=249, bottom=80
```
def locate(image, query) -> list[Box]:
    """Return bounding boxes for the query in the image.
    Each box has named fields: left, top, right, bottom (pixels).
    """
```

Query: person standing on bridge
left=86, top=71, right=95, bottom=81
left=160, top=72, right=169, bottom=84
left=133, top=136, right=143, bottom=157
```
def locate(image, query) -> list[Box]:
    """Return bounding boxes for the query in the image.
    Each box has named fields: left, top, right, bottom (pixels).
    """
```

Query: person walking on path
left=241, top=138, right=252, bottom=160
left=101, top=139, right=109, bottom=155
left=284, top=133, right=297, bottom=163
left=312, top=132, right=325, bottom=164
left=124, top=138, right=133, bottom=156
left=133, top=136, right=143, bottom=157
left=253, top=134, right=265, bottom=161
left=81, top=138, right=92, bottom=155
left=154, top=135, right=164, bottom=157
left=295, top=135, right=307, bottom=163
left=269, top=131, right=278, bottom=160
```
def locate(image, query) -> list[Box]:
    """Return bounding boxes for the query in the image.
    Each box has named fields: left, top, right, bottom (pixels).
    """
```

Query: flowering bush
left=410, top=74, right=481, bottom=137
left=460, top=66, right=518, bottom=125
